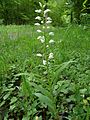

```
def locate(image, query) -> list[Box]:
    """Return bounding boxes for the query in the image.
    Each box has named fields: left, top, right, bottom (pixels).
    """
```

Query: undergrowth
left=0, top=24, right=90, bottom=120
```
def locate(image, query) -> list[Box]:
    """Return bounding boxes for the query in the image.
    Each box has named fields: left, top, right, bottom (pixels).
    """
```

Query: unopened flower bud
left=49, top=39, right=55, bottom=44
left=37, top=30, right=42, bottom=33
left=35, top=9, right=42, bottom=13
left=43, top=60, right=47, bottom=65
left=36, top=53, right=42, bottom=57
left=35, top=23, right=40, bottom=26
left=49, top=32, right=54, bottom=36
left=35, top=16, right=41, bottom=20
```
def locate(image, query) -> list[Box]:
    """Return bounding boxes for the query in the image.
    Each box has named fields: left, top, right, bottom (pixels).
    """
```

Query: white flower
left=35, top=9, right=42, bottom=13
left=46, top=20, right=52, bottom=24
left=35, top=23, right=40, bottom=26
left=37, top=36, right=45, bottom=43
left=35, top=16, right=41, bottom=20
left=43, top=60, right=47, bottom=65
left=43, top=71, right=48, bottom=75
left=49, top=32, right=54, bottom=36
left=44, top=9, right=51, bottom=15
left=49, top=39, right=55, bottom=44
left=37, top=29, right=42, bottom=33
left=36, top=53, right=42, bottom=57
left=41, top=21, right=44, bottom=24
left=65, top=2, right=69, bottom=5
left=40, top=36, right=45, bottom=43
left=46, top=45, right=49, bottom=48
left=47, top=17, right=52, bottom=21
left=37, top=36, right=42, bottom=39
left=48, top=53, right=54, bottom=59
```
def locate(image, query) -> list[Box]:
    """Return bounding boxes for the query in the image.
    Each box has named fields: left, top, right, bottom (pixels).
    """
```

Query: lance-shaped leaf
left=34, top=93, right=57, bottom=116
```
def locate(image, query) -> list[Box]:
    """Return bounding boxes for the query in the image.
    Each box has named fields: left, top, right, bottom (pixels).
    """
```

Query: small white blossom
left=40, top=36, right=45, bottom=43
left=35, top=16, right=41, bottom=20
left=37, top=36, right=42, bottom=39
left=47, top=17, right=52, bottom=21
left=35, top=23, right=40, bottom=26
left=41, top=21, right=44, bottom=24
left=46, top=20, right=52, bottom=24
left=65, top=2, right=69, bottom=5
left=37, top=36, right=45, bottom=43
left=48, top=53, right=54, bottom=59
left=46, top=45, right=49, bottom=48
left=35, top=9, right=42, bottom=13
left=36, top=53, right=42, bottom=57
left=44, top=9, right=51, bottom=15
left=43, top=60, right=47, bottom=65
left=49, top=39, right=55, bottom=44
left=49, top=32, right=54, bottom=36
left=37, top=29, right=42, bottom=33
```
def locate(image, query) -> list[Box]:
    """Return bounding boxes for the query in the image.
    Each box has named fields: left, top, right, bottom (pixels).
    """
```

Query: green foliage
left=0, top=0, right=89, bottom=25
left=0, top=0, right=43, bottom=25
left=0, top=25, right=90, bottom=119
left=48, top=0, right=68, bottom=26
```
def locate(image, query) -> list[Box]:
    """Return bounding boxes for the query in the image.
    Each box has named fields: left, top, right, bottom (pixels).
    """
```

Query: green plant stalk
left=42, top=5, right=49, bottom=79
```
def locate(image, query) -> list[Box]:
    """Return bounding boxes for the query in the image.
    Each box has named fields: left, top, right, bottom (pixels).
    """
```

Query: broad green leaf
left=10, top=97, right=17, bottom=104
left=80, top=88, right=87, bottom=94
left=34, top=93, right=56, bottom=116
left=31, top=83, right=53, bottom=100
left=10, top=104, right=16, bottom=110
left=3, top=92, right=10, bottom=100
left=0, top=101, right=5, bottom=107
left=53, top=60, right=75, bottom=85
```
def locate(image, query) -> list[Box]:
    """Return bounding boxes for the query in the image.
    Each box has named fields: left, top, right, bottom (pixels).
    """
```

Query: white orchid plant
left=35, top=2, right=55, bottom=71
left=34, top=2, right=61, bottom=119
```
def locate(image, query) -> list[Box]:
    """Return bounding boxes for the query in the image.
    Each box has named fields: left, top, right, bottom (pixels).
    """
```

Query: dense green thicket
left=0, top=0, right=90, bottom=25
left=0, top=0, right=42, bottom=25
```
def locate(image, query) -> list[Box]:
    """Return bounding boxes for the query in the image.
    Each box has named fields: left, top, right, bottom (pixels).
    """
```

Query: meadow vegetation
left=0, top=24, right=90, bottom=119
left=0, top=0, right=90, bottom=120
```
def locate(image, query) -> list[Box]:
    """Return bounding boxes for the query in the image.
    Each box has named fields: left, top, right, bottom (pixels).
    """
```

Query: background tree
left=0, top=0, right=89, bottom=25
left=66, top=0, right=90, bottom=24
